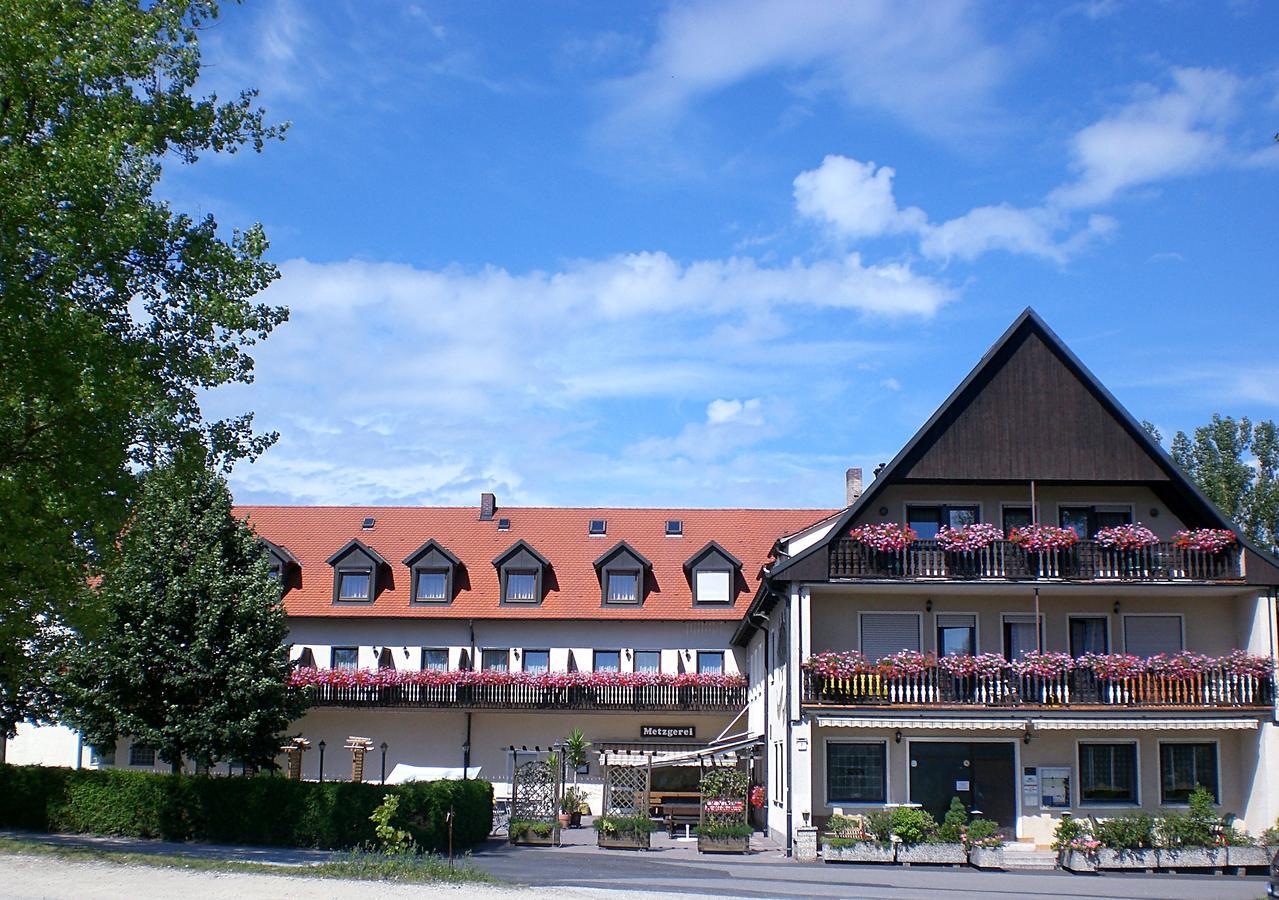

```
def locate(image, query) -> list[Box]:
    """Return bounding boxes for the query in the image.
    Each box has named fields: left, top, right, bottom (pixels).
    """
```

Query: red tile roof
left=236, top=505, right=836, bottom=620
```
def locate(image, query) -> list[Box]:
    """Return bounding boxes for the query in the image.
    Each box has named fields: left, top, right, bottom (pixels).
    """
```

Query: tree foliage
left=1167, top=415, right=1279, bottom=553
left=0, top=0, right=286, bottom=732
left=60, top=451, right=303, bottom=770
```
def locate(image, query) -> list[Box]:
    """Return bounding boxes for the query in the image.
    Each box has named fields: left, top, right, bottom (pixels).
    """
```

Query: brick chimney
left=479, top=492, right=496, bottom=521
left=845, top=467, right=863, bottom=506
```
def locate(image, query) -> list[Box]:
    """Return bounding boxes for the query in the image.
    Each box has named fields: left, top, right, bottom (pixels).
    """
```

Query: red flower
left=849, top=522, right=917, bottom=552
left=1009, top=524, right=1078, bottom=551
left=1171, top=528, right=1236, bottom=553
left=1093, top=523, right=1159, bottom=550
left=935, top=523, right=1003, bottom=552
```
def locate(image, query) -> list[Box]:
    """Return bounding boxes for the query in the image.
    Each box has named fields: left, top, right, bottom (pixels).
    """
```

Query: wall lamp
left=1113, top=600, right=1121, bottom=615
left=894, top=730, right=902, bottom=744
left=925, top=598, right=933, bottom=612
left=1023, top=723, right=1033, bottom=745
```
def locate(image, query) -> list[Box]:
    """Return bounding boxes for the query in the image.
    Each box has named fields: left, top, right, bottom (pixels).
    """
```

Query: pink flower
left=1079, top=653, right=1147, bottom=679
left=288, top=667, right=746, bottom=689
left=1220, top=650, right=1273, bottom=677
left=802, top=651, right=872, bottom=678
left=1093, top=523, right=1159, bottom=550
left=937, top=652, right=1008, bottom=679
left=935, top=523, right=1004, bottom=552
left=877, top=649, right=936, bottom=677
left=1009, top=524, right=1079, bottom=551
left=1171, top=528, right=1236, bottom=553
left=1010, top=651, right=1074, bottom=678
left=849, top=522, right=917, bottom=552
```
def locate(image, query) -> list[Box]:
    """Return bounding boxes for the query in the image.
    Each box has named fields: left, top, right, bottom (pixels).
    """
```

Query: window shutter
left=936, top=614, right=976, bottom=628
left=1124, top=616, right=1183, bottom=656
left=860, top=613, right=920, bottom=661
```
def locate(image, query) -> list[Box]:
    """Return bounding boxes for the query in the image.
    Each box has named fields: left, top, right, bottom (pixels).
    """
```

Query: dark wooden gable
left=899, top=327, right=1169, bottom=483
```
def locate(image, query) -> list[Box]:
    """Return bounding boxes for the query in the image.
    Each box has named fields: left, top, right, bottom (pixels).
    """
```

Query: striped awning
left=599, top=734, right=760, bottom=768
left=814, top=716, right=1026, bottom=731
left=1030, top=717, right=1260, bottom=731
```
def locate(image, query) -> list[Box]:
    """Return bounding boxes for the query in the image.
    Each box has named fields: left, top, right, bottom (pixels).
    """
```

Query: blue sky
left=186, top=0, right=1279, bottom=509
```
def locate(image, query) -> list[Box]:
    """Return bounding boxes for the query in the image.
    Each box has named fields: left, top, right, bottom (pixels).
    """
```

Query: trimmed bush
left=0, top=763, right=492, bottom=851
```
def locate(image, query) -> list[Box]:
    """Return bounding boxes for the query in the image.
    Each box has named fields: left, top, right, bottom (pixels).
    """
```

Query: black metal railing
left=828, top=539, right=1243, bottom=582
left=802, top=666, right=1273, bottom=710
left=305, top=681, right=746, bottom=711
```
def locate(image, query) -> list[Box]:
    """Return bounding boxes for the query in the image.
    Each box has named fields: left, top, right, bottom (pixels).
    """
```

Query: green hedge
left=0, top=764, right=493, bottom=852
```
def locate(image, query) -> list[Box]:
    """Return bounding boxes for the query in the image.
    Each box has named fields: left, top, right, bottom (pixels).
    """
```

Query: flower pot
left=1094, top=848, right=1158, bottom=870
left=1225, top=845, right=1273, bottom=869
left=1061, top=850, right=1096, bottom=873
left=967, top=847, right=1004, bottom=869
left=698, top=834, right=750, bottom=854
left=823, top=841, right=895, bottom=864
left=598, top=831, right=651, bottom=851
left=895, top=843, right=968, bottom=865
left=558, top=813, right=571, bottom=829
left=569, top=811, right=582, bottom=829
left=1158, top=847, right=1223, bottom=870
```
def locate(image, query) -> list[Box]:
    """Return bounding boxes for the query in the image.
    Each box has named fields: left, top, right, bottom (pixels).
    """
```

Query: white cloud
left=600, top=0, right=1006, bottom=138
left=793, top=156, right=926, bottom=240
left=920, top=206, right=1117, bottom=263
left=1049, top=68, right=1239, bottom=209
left=707, top=398, right=763, bottom=426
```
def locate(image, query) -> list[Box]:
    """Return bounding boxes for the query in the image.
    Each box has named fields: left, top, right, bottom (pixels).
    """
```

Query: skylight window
left=665, top=520, right=683, bottom=536
left=589, top=519, right=607, bottom=535
left=497, top=518, right=510, bottom=531
left=362, top=517, right=375, bottom=529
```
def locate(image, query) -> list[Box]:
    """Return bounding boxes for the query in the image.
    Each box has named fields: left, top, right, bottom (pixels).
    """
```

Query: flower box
left=1060, top=850, right=1096, bottom=872
left=1225, top=845, right=1273, bottom=868
left=966, top=846, right=1004, bottom=869
left=598, top=832, right=651, bottom=851
left=510, top=827, right=559, bottom=847
left=823, top=841, right=895, bottom=864
left=1094, top=848, right=1158, bottom=870
left=1158, top=847, right=1223, bottom=870
left=896, top=843, right=968, bottom=865
left=698, top=834, right=750, bottom=854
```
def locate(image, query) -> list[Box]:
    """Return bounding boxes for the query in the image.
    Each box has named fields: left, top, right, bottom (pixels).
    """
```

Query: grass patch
left=0, top=836, right=494, bottom=884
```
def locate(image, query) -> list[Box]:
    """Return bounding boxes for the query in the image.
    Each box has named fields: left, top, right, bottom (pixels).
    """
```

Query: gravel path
left=0, top=852, right=714, bottom=900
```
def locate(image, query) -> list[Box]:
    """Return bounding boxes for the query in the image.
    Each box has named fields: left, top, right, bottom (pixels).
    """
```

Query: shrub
left=370, top=794, right=412, bottom=854
left=1050, top=815, right=1089, bottom=851
left=0, top=763, right=492, bottom=851
left=1156, top=785, right=1221, bottom=848
left=1262, top=818, right=1279, bottom=846
left=699, top=823, right=753, bottom=839
left=865, top=809, right=893, bottom=843
left=594, top=815, right=656, bottom=836
left=939, top=796, right=967, bottom=843
left=890, top=806, right=938, bottom=845
left=963, top=818, right=1003, bottom=849
left=1093, top=813, right=1156, bottom=850
left=509, top=819, right=554, bottom=839
left=825, top=814, right=865, bottom=839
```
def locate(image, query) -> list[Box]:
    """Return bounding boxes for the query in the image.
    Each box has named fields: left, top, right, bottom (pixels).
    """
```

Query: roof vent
left=361, top=517, right=375, bottom=530
left=588, top=519, right=606, bottom=535
left=665, top=519, right=683, bottom=536
left=497, top=517, right=510, bottom=531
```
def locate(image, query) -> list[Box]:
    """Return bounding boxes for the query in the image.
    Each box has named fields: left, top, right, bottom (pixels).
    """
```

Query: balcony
left=291, top=668, right=747, bottom=713
left=802, top=664, right=1274, bottom=712
left=828, top=539, right=1243, bottom=583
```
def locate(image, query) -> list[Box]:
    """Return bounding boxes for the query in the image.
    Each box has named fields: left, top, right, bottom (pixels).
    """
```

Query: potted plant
left=849, top=522, right=917, bottom=574
left=562, top=727, right=591, bottom=827
left=561, top=787, right=588, bottom=829
left=823, top=811, right=895, bottom=864
left=936, top=522, right=1002, bottom=577
left=698, top=768, right=751, bottom=853
left=509, top=819, right=559, bottom=846
left=894, top=801, right=966, bottom=865
left=963, top=818, right=1005, bottom=869
left=1053, top=814, right=1100, bottom=872
left=595, top=815, right=657, bottom=850
left=698, top=822, right=754, bottom=853
left=1009, top=523, right=1078, bottom=576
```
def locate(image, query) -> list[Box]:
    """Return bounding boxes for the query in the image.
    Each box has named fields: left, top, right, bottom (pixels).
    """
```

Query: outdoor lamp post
left=380, top=741, right=388, bottom=784
left=318, top=740, right=326, bottom=783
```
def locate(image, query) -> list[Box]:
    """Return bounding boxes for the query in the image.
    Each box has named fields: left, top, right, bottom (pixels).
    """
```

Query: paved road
left=2, top=830, right=1268, bottom=899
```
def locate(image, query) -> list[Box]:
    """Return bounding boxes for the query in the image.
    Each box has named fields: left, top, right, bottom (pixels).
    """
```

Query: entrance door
left=909, top=742, right=1016, bottom=827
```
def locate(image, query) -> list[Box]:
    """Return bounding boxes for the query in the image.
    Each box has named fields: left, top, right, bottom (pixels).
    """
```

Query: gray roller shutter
left=1124, top=616, right=1183, bottom=656
left=860, top=613, right=920, bottom=661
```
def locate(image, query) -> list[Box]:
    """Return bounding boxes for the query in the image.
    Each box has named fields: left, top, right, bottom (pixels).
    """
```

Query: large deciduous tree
left=0, top=0, right=287, bottom=739
left=1167, top=415, right=1279, bottom=554
left=61, top=449, right=302, bottom=771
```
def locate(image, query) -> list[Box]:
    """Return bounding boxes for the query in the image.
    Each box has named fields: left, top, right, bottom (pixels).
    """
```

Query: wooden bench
left=661, top=802, right=701, bottom=838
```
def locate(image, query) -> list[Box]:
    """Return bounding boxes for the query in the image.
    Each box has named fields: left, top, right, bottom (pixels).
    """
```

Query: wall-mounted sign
left=642, top=725, right=695, bottom=739
left=1039, top=767, right=1071, bottom=809
left=704, top=798, right=745, bottom=814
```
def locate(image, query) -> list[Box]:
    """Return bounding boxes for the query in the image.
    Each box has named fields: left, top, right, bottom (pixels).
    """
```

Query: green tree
left=0, top=0, right=287, bottom=741
left=1167, top=415, right=1279, bottom=553
left=60, top=449, right=303, bottom=771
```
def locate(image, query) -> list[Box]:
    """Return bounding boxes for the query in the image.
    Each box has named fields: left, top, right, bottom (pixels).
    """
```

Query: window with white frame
left=1079, top=742, right=1138, bottom=805
left=1123, top=615, right=1183, bottom=656
left=826, top=741, right=886, bottom=804
left=696, top=650, right=725, bottom=675
left=481, top=648, right=509, bottom=671
left=332, top=647, right=358, bottom=670
left=421, top=648, right=448, bottom=671
left=129, top=744, right=156, bottom=767
left=337, top=571, right=371, bottom=600
left=634, top=650, right=660, bottom=673
left=1160, top=743, right=1218, bottom=804
left=523, top=649, right=550, bottom=674
left=594, top=650, right=621, bottom=673
left=694, top=570, right=731, bottom=604
left=606, top=571, right=639, bottom=604
left=860, top=612, right=920, bottom=662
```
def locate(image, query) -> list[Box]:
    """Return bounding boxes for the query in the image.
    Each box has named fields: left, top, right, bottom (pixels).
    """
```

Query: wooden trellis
left=509, top=752, right=562, bottom=844
left=602, top=757, right=651, bottom=818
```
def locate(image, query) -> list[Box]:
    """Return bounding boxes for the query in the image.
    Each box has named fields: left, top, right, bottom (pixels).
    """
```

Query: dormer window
left=493, top=540, right=550, bottom=605
left=684, top=541, right=742, bottom=606
left=326, top=539, right=388, bottom=604
left=589, top=519, right=607, bottom=535
left=403, top=539, right=461, bottom=606
left=593, top=541, right=652, bottom=606
left=261, top=538, right=299, bottom=592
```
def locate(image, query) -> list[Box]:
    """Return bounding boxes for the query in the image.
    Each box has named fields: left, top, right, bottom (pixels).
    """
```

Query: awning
left=599, top=734, right=761, bottom=768
left=1031, top=717, right=1260, bottom=731
left=814, top=716, right=1025, bottom=731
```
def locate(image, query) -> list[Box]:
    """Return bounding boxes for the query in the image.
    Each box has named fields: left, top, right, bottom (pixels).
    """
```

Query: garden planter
left=698, top=835, right=750, bottom=854
left=1225, top=845, right=1273, bottom=869
left=896, top=843, right=968, bottom=865
left=1094, top=848, right=1158, bottom=870
left=510, top=826, right=559, bottom=847
left=1158, top=847, right=1223, bottom=870
left=569, top=812, right=582, bottom=829
left=1061, top=850, right=1096, bottom=873
left=967, top=847, right=1004, bottom=869
left=823, top=841, right=895, bottom=864
left=598, top=831, right=651, bottom=851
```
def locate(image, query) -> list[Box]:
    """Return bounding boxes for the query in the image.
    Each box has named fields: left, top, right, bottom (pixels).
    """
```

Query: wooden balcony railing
left=802, top=666, right=1274, bottom=710
left=828, top=539, right=1243, bottom=582
left=305, top=681, right=746, bottom=712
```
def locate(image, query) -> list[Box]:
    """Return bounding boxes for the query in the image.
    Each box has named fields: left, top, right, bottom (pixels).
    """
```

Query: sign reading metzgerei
left=641, top=725, right=695, bottom=739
